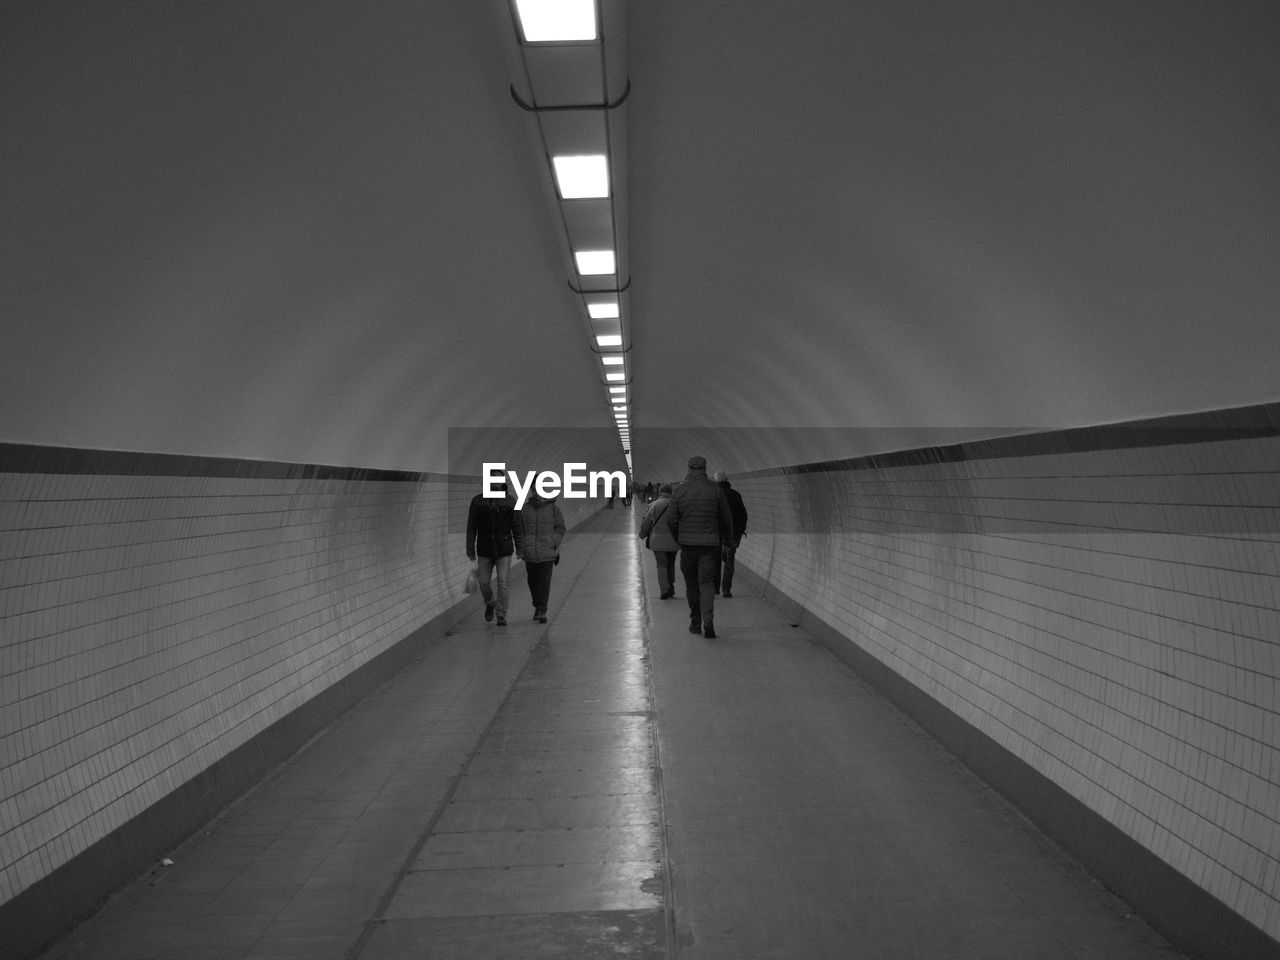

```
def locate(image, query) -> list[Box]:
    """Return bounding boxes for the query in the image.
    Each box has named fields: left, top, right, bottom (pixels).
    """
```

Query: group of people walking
left=464, top=455, right=746, bottom=639
left=638, top=455, right=747, bottom=639
left=465, top=478, right=565, bottom=626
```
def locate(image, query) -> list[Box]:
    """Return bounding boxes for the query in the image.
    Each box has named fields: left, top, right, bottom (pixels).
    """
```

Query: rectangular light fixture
left=553, top=155, right=609, bottom=199
left=574, top=249, right=615, bottom=275
left=605, top=372, right=625, bottom=382
left=588, top=301, right=619, bottom=319
left=601, top=355, right=624, bottom=366
left=513, top=0, right=596, bottom=42
left=596, top=334, right=622, bottom=347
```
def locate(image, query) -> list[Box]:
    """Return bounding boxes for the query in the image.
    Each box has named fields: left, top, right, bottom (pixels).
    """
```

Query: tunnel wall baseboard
left=0, top=593, right=469, bottom=960
left=0, top=443, right=606, bottom=959
left=731, top=402, right=1280, bottom=960
left=737, top=562, right=1277, bottom=960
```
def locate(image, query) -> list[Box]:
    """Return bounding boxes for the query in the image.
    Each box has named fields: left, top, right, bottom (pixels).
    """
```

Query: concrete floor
left=36, top=508, right=1188, bottom=959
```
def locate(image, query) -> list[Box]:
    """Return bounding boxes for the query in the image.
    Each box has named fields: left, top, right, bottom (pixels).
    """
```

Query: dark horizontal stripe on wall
left=740, top=401, right=1280, bottom=479
left=0, top=442, right=465, bottom=483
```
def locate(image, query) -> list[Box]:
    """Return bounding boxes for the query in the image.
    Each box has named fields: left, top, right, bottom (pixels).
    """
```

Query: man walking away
left=668, top=455, right=733, bottom=638
left=465, top=479, right=520, bottom=626
left=713, top=471, right=748, bottom=598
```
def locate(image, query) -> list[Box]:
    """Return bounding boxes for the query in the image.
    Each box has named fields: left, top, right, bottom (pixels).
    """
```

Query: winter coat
left=638, top=496, right=678, bottom=552
left=718, top=480, right=748, bottom=544
left=518, top=495, right=565, bottom=563
left=668, top=466, right=732, bottom=548
left=466, top=493, right=520, bottom=558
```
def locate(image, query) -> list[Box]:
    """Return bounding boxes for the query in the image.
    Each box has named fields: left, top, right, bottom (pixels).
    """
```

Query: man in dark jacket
left=465, top=479, right=520, bottom=626
left=713, top=471, right=748, bottom=597
left=668, top=455, right=733, bottom=638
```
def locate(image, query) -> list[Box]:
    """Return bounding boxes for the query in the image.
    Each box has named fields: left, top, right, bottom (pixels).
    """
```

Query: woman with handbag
left=638, top=483, right=678, bottom=599
left=516, top=491, right=565, bottom=623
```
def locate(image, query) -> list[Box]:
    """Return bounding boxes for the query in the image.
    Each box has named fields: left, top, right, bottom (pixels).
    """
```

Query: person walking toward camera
left=465, top=478, right=520, bottom=627
left=516, top=490, right=565, bottom=623
left=638, top=483, right=678, bottom=599
left=667, top=456, right=733, bottom=638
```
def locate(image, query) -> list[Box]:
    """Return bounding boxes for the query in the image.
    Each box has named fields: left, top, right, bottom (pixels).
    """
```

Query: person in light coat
left=516, top=492, right=565, bottom=623
left=638, top=483, right=678, bottom=599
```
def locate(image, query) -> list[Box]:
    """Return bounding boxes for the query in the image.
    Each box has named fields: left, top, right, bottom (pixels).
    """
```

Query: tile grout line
left=634, top=527, right=681, bottom=960
left=341, top=529, right=616, bottom=959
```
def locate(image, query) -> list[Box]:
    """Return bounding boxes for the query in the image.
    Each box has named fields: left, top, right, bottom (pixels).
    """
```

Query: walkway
left=36, top=508, right=1186, bottom=959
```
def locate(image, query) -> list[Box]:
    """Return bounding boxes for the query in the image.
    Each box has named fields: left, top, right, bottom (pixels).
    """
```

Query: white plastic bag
left=464, top=564, right=479, bottom=595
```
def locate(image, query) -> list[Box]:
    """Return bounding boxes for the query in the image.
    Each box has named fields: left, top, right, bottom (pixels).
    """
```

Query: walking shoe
left=703, top=622, right=716, bottom=639
left=688, top=621, right=702, bottom=634
left=723, top=589, right=732, bottom=598
left=496, top=616, right=507, bottom=626
left=536, top=612, right=548, bottom=623
left=484, top=603, right=495, bottom=622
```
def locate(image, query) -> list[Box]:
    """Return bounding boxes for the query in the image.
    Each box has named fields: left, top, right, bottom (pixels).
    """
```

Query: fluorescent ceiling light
left=606, top=372, right=625, bottom=381
left=514, top=0, right=596, bottom=42
left=609, top=386, right=626, bottom=394
left=596, top=334, right=622, bottom=347
left=574, top=249, right=615, bottom=275
left=553, top=155, right=609, bottom=199
left=588, top=301, right=619, bottom=319
left=601, top=355, right=624, bottom=366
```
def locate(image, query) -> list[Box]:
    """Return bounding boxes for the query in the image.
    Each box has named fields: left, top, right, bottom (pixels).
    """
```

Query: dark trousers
left=720, top=542, right=738, bottom=593
left=525, top=560, right=555, bottom=613
left=680, top=546, right=720, bottom=625
left=653, top=550, right=677, bottom=596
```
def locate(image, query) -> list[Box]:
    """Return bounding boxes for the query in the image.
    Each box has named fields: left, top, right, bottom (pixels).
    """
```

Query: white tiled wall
left=736, top=435, right=1280, bottom=941
left=0, top=470, right=473, bottom=907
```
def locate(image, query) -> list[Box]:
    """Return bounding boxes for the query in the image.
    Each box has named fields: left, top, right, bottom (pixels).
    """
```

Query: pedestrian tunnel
left=3, top=410, right=1279, bottom=960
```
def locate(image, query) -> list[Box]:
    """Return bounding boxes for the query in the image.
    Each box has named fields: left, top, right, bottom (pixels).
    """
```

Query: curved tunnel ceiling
left=2, top=1, right=1278, bottom=481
